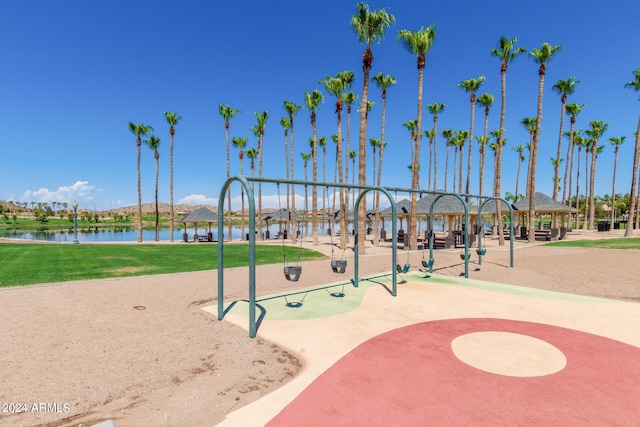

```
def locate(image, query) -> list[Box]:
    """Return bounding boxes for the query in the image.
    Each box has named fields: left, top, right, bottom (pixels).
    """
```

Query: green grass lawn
left=546, top=237, right=640, bottom=250
left=0, top=243, right=325, bottom=288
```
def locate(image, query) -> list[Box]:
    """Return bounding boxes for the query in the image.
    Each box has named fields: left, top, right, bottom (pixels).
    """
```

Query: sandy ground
left=1, top=228, right=639, bottom=426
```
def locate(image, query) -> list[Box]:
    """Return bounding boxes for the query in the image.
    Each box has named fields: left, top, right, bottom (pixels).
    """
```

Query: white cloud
left=178, top=190, right=382, bottom=212
left=20, top=181, right=102, bottom=205
left=178, top=194, right=218, bottom=205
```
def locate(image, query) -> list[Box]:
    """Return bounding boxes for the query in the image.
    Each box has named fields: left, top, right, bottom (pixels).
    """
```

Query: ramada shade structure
left=512, top=192, right=576, bottom=214
left=179, top=207, right=217, bottom=241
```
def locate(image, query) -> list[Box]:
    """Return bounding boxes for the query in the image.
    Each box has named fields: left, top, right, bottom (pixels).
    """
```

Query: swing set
left=216, top=176, right=514, bottom=338
left=217, top=175, right=399, bottom=338
left=277, top=184, right=348, bottom=282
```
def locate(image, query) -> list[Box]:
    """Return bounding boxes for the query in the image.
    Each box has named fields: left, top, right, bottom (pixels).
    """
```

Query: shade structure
left=179, top=207, right=218, bottom=241
left=513, top=192, right=576, bottom=214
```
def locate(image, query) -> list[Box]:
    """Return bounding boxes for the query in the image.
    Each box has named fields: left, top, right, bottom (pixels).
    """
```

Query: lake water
left=2, top=218, right=473, bottom=243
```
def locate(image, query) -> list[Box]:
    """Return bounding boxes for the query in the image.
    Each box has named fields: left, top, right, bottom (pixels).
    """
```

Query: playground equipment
left=216, top=176, right=515, bottom=338
left=217, top=175, right=398, bottom=338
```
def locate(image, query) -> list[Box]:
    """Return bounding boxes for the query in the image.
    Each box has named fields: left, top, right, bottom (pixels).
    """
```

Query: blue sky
left=1, top=0, right=639, bottom=211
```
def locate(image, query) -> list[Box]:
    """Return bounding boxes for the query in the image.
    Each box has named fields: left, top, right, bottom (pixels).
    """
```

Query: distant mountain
left=111, top=203, right=218, bottom=215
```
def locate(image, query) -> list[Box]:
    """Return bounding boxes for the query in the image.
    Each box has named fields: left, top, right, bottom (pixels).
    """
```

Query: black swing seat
left=284, top=266, right=302, bottom=282
left=396, top=263, right=410, bottom=274
left=476, top=248, right=487, bottom=256
left=460, top=252, right=471, bottom=261
left=331, top=259, right=347, bottom=274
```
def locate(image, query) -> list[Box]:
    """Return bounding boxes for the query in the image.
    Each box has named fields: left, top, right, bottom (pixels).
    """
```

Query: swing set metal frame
left=217, top=175, right=399, bottom=338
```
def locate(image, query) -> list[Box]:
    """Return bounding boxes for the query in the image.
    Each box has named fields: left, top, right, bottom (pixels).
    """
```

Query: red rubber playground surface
left=268, top=318, right=640, bottom=426
left=211, top=272, right=640, bottom=426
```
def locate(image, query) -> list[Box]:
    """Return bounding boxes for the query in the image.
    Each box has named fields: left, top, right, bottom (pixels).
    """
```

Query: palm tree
left=585, top=120, right=609, bottom=229
left=144, top=135, right=161, bottom=241
left=352, top=2, right=395, bottom=253
left=625, top=69, right=640, bottom=237
left=427, top=103, right=446, bottom=191
left=491, top=36, right=527, bottom=245
left=280, top=117, right=291, bottom=236
left=253, top=110, right=268, bottom=240
left=246, top=147, right=258, bottom=196
left=528, top=42, right=562, bottom=241
left=318, top=136, right=328, bottom=234
left=128, top=122, right=153, bottom=243
left=452, top=136, right=460, bottom=192
left=441, top=129, right=454, bottom=192
left=476, top=135, right=490, bottom=196
left=573, top=133, right=589, bottom=230
left=423, top=129, right=435, bottom=191
left=475, top=93, right=494, bottom=196
left=348, top=150, right=358, bottom=212
left=521, top=117, right=537, bottom=194
left=301, top=152, right=312, bottom=236
left=609, top=136, right=625, bottom=227
left=320, top=72, right=355, bottom=249
left=371, top=71, right=396, bottom=244
left=304, top=89, right=324, bottom=245
left=283, top=101, right=303, bottom=243
left=218, top=105, right=240, bottom=241
left=397, top=24, right=436, bottom=250
left=513, top=145, right=526, bottom=202
left=162, top=112, right=181, bottom=243
left=456, top=130, right=469, bottom=193
left=563, top=103, right=585, bottom=228
left=343, top=91, right=358, bottom=206
left=232, top=136, right=248, bottom=240
left=403, top=119, right=418, bottom=173
left=458, top=76, right=486, bottom=197
left=552, top=77, right=579, bottom=203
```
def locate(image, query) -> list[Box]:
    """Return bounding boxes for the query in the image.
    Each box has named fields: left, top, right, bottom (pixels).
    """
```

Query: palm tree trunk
left=322, top=147, right=327, bottom=237
left=240, top=153, right=245, bottom=241
left=635, top=162, right=640, bottom=230
left=290, top=118, right=296, bottom=244
left=575, top=148, right=581, bottom=229
left=375, top=142, right=384, bottom=242
left=338, top=109, right=347, bottom=250
left=465, top=96, right=476, bottom=196
left=357, top=49, right=372, bottom=254
left=480, top=108, right=489, bottom=197
left=137, top=139, right=143, bottom=243
left=611, top=148, right=618, bottom=228
left=582, top=150, right=589, bottom=230
left=225, top=126, right=232, bottom=242
left=154, top=152, right=159, bottom=242
left=409, top=59, right=426, bottom=250
left=373, top=91, right=387, bottom=246
left=588, top=142, right=598, bottom=229
left=458, top=143, right=464, bottom=194
left=258, top=135, right=264, bottom=241
left=169, top=129, right=175, bottom=242
left=514, top=156, right=521, bottom=204
left=284, top=129, right=290, bottom=239
left=528, top=68, right=545, bottom=243
left=495, top=65, right=507, bottom=246
left=552, top=99, right=567, bottom=228
left=567, top=134, right=577, bottom=229
left=453, top=148, right=457, bottom=192
left=311, top=126, right=318, bottom=246
left=433, top=116, right=439, bottom=191
left=444, top=145, right=449, bottom=192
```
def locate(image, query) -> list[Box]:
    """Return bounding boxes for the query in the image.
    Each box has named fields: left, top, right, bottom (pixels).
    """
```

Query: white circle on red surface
left=451, top=331, right=567, bottom=377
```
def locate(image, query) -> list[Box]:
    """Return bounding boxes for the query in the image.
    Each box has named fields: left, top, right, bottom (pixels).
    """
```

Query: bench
left=197, top=234, right=215, bottom=242
left=533, top=230, right=551, bottom=241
